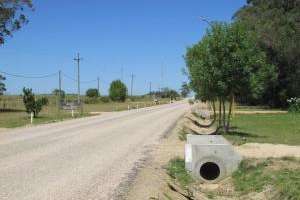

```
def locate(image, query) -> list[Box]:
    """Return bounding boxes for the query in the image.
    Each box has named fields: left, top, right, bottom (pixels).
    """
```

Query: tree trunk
left=212, top=100, right=216, bottom=122
left=222, top=99, right=226, bottom=132
left=226, top=94, right=234, bottom=133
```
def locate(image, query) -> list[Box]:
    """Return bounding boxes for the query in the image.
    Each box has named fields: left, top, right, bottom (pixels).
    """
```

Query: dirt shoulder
left=126, top=117, right=187, bottom=200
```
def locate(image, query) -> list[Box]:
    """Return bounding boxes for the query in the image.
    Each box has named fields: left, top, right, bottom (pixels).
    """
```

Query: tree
left=0, top=74, right=6, bottom=95
left=22, top=87, right=48, bottom=117
left=52, top=89, right=65, bottom=99
left=0, top=0, right=33, bottom=45
left=86, top=88, right=99, bottom=98
left=180, top=82, right=190, bottom=98
left=185, top=22, right=276, bottom=133
left=109, top=80, right=127, bottom=102
left=234, top=0, right=300, bottom=107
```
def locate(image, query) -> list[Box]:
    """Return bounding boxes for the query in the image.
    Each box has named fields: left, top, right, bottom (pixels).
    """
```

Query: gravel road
left=0, top=101, right=189, bottom=200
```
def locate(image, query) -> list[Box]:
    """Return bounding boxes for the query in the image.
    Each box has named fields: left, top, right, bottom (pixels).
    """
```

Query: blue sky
left=0, top=0, right=246, bottom=95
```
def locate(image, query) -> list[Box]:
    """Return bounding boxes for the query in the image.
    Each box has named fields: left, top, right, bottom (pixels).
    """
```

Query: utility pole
left=161, top=63, right=164, bottom=91
left=97, top=76, right=100, bottom=95
left=74, top=53, right=82, bottom=104
left=121, top=67, right=124, bottom=82
left=149, top=81, right=152, bottom=95
left=130, top=73, right=135, bottom=97
left=58, top=70, right=62, bottom=109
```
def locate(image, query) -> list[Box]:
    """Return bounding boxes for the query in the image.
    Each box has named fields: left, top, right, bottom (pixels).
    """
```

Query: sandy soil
left=126, top=118, right=187, bottom=200
left=236, top=143, right=300, bottom=158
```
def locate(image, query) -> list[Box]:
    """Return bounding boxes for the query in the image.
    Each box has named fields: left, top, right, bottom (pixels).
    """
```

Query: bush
left=22, top=87, right=48, bottom=117
left=100, top=96, right=110, bottom=103
left=188, top=99, right=194, bottom=105
left=86, top=88, right=99, bottom=98
left=109, top=80, right=127, bottom=102
left=84, top=97, right=99, bottom=104
left=287, top=97, right=300, bottom=113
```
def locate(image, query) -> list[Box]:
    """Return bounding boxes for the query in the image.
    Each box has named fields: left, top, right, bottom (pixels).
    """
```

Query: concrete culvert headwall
left=185, top=135, right=242, bottom=183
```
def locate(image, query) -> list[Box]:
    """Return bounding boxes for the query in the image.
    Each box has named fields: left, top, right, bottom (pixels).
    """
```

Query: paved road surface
left=0, top=101, right=189, bottom=200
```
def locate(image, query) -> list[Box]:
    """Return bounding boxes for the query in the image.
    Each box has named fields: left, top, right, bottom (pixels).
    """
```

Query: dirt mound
left=235, top=143, right=300, bottom=158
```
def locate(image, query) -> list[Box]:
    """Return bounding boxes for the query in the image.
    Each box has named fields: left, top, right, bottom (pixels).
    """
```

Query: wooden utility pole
left=59, top=70, right=62, bottom=107
left=130, top=74, right=135, bottom=97
left=97, top=77, right=100, bottom=95
left=73, top=53, right=82, bottom=104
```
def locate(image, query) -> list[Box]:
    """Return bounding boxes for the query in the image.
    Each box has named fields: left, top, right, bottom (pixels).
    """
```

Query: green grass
left=166, top=157, right=194, bottom=188
left=232, top=158, right=300, bottom=199
left=224, top=113, right=300, bottom=145
left=0, top=96, right=172, bottom=128
left=0, top=108, right=89, bottom=128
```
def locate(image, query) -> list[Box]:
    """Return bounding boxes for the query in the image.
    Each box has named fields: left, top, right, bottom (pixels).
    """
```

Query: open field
left=0, top=95, right=171, bottom=128
left=224, top=113, right=300, bottom=145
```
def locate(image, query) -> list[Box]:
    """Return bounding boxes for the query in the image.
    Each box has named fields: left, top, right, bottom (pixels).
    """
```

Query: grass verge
left=166, top=157, right=194, bottom=189
left=224, top=113, right=300, bottom=145
left=232, top=158, right=300, bottom=199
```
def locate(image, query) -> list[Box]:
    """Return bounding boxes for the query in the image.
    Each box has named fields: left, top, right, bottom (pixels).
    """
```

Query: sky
left=0, top=0, right=246, bottom=95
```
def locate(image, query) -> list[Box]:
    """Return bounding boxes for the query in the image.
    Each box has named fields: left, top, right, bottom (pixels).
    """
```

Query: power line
left=62, top=72, right=97, bottom=84
left=0, top=70, right=58, bottom=79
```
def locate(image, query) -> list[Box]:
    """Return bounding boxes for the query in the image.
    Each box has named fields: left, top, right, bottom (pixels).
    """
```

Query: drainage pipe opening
left=200, top=162, right=220, bottom=181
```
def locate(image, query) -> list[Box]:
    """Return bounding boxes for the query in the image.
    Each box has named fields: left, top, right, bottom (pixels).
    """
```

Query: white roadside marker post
left=71, top=109, right=74, bottom=118
left=30, top=112, right=34, bottom=124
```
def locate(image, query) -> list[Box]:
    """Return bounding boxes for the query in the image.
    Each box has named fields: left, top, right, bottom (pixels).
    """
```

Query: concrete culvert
left=200, top=162, right=220, bottom=181
left=185, top=135, right=242, bottom=183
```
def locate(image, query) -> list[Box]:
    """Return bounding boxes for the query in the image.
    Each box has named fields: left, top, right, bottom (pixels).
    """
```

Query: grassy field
left=224, top=113, right=300, bottom=145
left=0, top=95, right=171, bottom=128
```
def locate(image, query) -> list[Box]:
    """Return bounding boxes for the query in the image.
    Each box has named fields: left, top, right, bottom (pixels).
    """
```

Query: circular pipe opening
left=200, top=162, right=220, bottom=181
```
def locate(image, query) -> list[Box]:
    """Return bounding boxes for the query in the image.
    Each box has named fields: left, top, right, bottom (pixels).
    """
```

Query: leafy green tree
left=22, top=87, right=48, bottom=117
left=86, top=88, right=99, bottom=98
left=0, top=0, right=33, bottom=44
left=185, top=22, right=276, bottom=132
left=52, top=89, right=65, bottom=99
left=109, top=80, right=127, bottom=102
left=0, top=74, right=6, bottom=95
left=180, top=82, right=190, bottom=98
left=234, top=0, right=300, bottom=107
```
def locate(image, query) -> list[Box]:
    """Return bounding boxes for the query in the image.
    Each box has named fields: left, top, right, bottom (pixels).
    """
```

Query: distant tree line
left=150, top=87, right=180, bottom=100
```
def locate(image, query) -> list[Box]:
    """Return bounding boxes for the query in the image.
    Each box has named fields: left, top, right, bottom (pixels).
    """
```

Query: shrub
left=84, top=97, right=99, bottom=104
left=109, top=80, right=127, bottom=102
left=188, top=99, right=194, bottom=105
left=22, top=88, right=48, bottom=117
left=100, top=96, right=110, bottom=103
left=287, top=97, right=300, bottom=113
left=86, top=88, right=99, bottom=98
